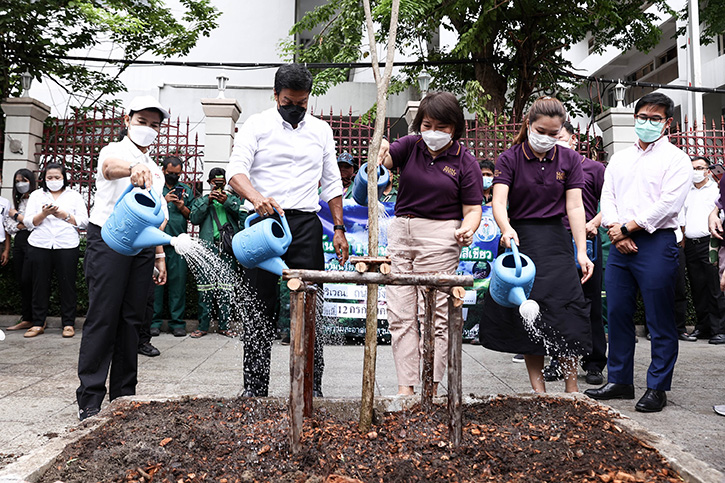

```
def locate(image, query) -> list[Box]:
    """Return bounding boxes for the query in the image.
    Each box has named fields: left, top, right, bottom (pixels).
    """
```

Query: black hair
left=634, top=93, right=674, bottom=119
left=129, top=108, right=165, bottom=123
left=691, top=155, right=710, bottom=164
left=12, top=168, right=37, bottom=209
left=208, top=167, right=226, bottom=181
left=562, top=121, right=575, bottom=136
left=274, top=64, right=313, bottom=94
left=40, top=162, right=69, bottom=191
left=512, top=96, right=567, bottom=145
left=162, top=156, right=183, bottom=170
left=411, top=91, right=466, bottom=141
left=478, top=159, right=495, bottom=172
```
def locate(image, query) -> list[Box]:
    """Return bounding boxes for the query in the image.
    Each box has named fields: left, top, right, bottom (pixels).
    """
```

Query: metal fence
left=316, top=108, right=606, bottom=165
left=670, top=117, right=725, bottom=165
left=36, top=108, right=204, bottom=214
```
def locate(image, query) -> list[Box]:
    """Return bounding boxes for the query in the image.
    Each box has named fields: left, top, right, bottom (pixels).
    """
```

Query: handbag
left=209, top=204, right=235, bottom=257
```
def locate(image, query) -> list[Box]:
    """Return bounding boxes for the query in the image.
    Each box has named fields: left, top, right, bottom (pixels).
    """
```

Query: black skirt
left=479, top=218, right=592, bottom=357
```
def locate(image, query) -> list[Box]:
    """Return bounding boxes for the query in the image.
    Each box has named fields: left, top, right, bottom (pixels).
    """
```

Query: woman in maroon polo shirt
left=378, top=91, right=483, bottom=396
left=480, top=96, right=594, bottom=394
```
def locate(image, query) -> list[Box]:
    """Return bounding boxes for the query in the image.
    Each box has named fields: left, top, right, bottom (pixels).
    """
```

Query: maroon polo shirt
left=389, top=135, right=483, bottom=219
left=719, top=175, right=725, bottom=210
left=562, top=154, right=605, bottom=229
left=494, top=142, right=585, bottom=220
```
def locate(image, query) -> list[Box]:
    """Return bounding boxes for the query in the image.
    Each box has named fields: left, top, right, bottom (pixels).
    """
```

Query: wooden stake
left=447, top=297, right=463, bottom=448
left=283, top=269, right=473, bottom=288
left=287, top=278, right=303, bottom=291
left=422, top=288, right=436, bottom=411
left=288, top=290, right=306, bottom=453
left=451, top=286, right=466, bottom=307
left=303, top=286, right=317, bottom=417
left=379, top=262, right=392, bottom=274
left=355, top=261, right=368, bottom=273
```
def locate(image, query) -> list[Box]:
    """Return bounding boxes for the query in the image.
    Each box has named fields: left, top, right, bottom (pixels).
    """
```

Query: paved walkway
left=1, top=317, right=724, bottom=476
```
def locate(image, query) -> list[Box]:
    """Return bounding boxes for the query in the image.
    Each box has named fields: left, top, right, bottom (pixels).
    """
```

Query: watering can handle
left=244, top=207, right=286, bottom=229
left=148, top=188, right=162, bottom=216
left=510, top=239, right=523, bottom=278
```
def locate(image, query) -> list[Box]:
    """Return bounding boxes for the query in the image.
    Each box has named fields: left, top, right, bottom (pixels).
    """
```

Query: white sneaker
left=512, top=354, right=525, bottom=363
left=714, top=405, right=725, bottom=416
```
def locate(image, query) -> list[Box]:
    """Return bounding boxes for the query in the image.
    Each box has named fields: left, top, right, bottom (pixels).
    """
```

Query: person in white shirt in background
left=585, top=92, right=692, bottom=413
left=0, top=171, right=10, bottom=267
left=22, top=163, right=88, bottom=338
left=683, top=156, right=725, bottom=344
left=76, top=96, right=170, bottom=421
left=227, top=63, right=349, bottom=398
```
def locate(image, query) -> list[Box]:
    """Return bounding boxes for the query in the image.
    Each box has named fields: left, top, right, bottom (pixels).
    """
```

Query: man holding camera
left=148, top=156, right=192, bottom=338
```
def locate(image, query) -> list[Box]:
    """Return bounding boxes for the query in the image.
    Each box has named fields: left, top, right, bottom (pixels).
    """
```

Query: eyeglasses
left=634, top=114, right=667, bottom=126
left=693, top=166, right=708, bottom=171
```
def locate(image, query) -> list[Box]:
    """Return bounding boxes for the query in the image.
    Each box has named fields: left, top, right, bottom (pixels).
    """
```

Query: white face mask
left=15, top=181, right=30, bottom=194
left=46, top=179, right=64, bottom=192
left=692, top=170, right=707, bottom=184
left=127, top=124, right=159, bottom=147
left=556, top=140, right=571, bottom=149
left=421, top=130, right=452, bottom=152
left=528, top=129, right=558, bottom=154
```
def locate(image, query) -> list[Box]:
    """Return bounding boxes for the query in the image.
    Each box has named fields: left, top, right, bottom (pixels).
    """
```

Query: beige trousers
left=387, top=217, right=462, bottom=386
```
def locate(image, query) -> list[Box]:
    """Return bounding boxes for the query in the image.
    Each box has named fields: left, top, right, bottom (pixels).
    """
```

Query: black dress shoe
left=709, top=334, right=725, bottom=345
left=690, top=329, right=710, bottom=340
left=78, top=407, right=101, bottom=421
left=645, top=333, right=651, bottom=341
left=172, top=327, right=186, bottom=337
left=678, top=332, right=696, bottom=342
left=150, top=327, right=161, bottom=337
left=138, top=342, right=161, bottom=357
left=635, top=388, right=667, bottom=412
left=584, top=383, right=635, bottom=400
left=543, top=361, right=563, bottom=382
left=585, top=369, right=604, bottom=385
left=313, top=388, right=324, bottom=398
left=241, top=389, right=258, bottom=397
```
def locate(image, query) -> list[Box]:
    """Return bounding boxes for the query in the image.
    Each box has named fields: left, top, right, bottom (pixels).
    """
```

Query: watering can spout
left=508, top=286, right=527, bottom=307
left=257, top=257, right=289, bottom=276
left=134, top=226, right=174, bottom=251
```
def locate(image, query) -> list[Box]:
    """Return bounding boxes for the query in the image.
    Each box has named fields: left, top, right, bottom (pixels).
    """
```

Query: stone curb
left=0, top=393, right=722, bottom=483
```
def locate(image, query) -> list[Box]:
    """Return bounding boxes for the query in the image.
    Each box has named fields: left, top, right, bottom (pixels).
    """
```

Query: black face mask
left=165, top=173, right=180, bottom=186
left=278, top=104, right=306, bottom=126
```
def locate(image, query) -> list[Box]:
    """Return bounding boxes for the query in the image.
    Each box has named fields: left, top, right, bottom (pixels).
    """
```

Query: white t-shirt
left=24, top=188, right=89, bottom=249
left=0, top=196, right=10, bottom=243
left=89, top=137, right=168, bottom=227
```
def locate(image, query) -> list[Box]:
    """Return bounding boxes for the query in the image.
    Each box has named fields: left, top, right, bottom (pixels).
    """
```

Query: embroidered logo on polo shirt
left=556, top=171, right=566, bottom=181
left=494, top=169, right=502, bottom=177
left=443, top=166, right=457, bottom=177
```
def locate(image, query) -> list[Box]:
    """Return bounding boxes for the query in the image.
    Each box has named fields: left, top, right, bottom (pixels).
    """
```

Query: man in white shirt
left=683, top=156, right=725, bottom=344
left=0, top=172, right=10, bottom=266
left=228, top=64, right=348, bottom=398
left=76, top=96, right=170, bottom=421
left=585, top=93, right=692, bottom=413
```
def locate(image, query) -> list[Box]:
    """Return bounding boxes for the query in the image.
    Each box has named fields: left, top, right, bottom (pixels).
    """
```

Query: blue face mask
left=482, top=176, right=493, bottom=190
left=634, top=118, right=666, bottom=143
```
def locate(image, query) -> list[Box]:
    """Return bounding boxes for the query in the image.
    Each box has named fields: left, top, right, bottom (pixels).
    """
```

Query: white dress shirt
left=226, top=107, right=343, bottom=212
left=601, top=136, right=692, bottom=233
left=24, top=188, right=89, bottom=249
left=4, top=197, right=27, bottom=236
left=684, top=178, right=719, bottom=239
left=89, top=136, right=168, bottom=227
left=0, top=196, right=9, bottom=242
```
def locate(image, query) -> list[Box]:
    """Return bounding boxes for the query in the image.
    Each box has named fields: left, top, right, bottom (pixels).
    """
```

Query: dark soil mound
left=40, top=395, right=681, bottom=482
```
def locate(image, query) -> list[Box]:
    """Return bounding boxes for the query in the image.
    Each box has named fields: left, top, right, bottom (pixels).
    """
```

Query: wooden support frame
left=421, top=287, right=437, bottom=411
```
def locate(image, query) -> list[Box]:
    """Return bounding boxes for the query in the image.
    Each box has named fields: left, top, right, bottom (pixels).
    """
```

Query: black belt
left=283, top=209, right=314, bottom=216
left=686, top=235, right=710, bottom=244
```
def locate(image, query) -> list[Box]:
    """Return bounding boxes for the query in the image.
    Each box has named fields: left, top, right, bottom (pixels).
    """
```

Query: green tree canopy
left=285, top=0, right=675, bottom=119
left=0, top=0, right=219, bottom=108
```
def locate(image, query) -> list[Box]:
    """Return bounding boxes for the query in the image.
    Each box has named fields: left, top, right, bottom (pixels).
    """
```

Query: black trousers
left=76, top=223, right=154, bottom=410
left=12, top=230, right=32, bottom=321
left=685, top=236, right=725, bottom=335
left=581, top=235, right=607, bottom=372
left=243, top=211, right=325, bottom=396
left=138, top=278, right=156, bottom=346
left=28, top=244, right=79, bottom=327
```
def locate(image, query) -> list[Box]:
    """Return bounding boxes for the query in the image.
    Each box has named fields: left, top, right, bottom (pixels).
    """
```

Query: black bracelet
left=333, top=224, right=346, bottom=232
left=13, top=213, right=19, bottom=221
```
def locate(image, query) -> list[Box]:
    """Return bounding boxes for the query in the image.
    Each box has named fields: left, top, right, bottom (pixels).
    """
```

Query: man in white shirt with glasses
left=228, top=64, right=348, bottom=398
left=585, top=92, right=692, bottom=413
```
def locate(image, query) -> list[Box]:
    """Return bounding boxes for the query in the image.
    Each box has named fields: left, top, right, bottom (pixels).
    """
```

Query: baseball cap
left=337, top=152, right=354, bottom=166
left=126, top=95, right=170, bottom=120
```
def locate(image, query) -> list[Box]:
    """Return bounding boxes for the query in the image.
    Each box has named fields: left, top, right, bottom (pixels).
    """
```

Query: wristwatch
left=64, top=212, right=71, bottom=222
left=620, top=224, right=630, bottom=237
left=13, top=213, right=19, bottom=221
left=128, top=160, right=141, bottom=173
left=333, top=224, right=346, bottom=232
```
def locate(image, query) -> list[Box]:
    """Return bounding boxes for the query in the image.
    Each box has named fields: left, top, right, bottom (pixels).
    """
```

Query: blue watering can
left=101, top=184, right=173, bottom=256
left=232, top=208, right=292, bottom=275
left=351, top=163, right=390, bottom=206
left=573, top=237, right=597, bottom=268
left=489, top=239, right=536, bottom=308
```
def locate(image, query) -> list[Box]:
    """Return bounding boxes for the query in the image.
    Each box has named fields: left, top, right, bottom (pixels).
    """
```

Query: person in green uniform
left=151, top=156, right=192, bottom=337
left=188, top=168, right=247, bottom=338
